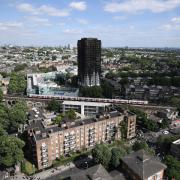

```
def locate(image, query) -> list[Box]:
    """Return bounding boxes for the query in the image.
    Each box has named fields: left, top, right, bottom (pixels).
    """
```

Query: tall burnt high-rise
left=78, top=38, right=101, bottom=87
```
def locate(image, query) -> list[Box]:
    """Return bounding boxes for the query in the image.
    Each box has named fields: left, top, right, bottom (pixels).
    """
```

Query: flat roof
left=173, top=139, right=180, bottom=144
left=62, top=101, right=111, bottom=106
left=27, top=110, right=122, bottom=141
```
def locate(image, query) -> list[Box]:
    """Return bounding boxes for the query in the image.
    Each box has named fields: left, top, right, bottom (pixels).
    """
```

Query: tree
left=54, top=115, right=63, bottom=125
left=8, top=73, right=26, bottom=94
left=92, top=143, right=112, bottom=169
left=65, top=110, right=76, bottom=120
left=0, top=124, right=7, bottom=136
left=0, top=88, right=3, bottom=102
left=0, top=104, right=10, bottom=130
left=101, top=81, right=113, bottom=98
left=21, top=160, right=35, bottom=175
left=119, top=120, right=127, bottom=139
left=110, top=147, right=126, bottom=168
left=170, top=97, right=180, bottom=107
left=80, top=86, right=103, bottom=98
left=47, top=100, right=60, bottom=112
left=157, top=135, right=180, bottom=154
left=130, top=107, right=158, bottom=132
left=159, top=118, right=170, bottom=129
left=164, top=155, right=180, bottom=180
left=8, top=101, right=27, bottom=132
left=14, top=63, right=27, bottom=72
left=0, top=135, right=25, bottom=167
left=133, top=141, right=155, bottom=155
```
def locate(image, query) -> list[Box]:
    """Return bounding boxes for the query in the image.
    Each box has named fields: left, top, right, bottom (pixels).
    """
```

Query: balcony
left=41, top=144, right=47, bottom=148
left=41, top=149, right=47, bottom=153
left=42, top=153, right=48, bottom=158
left=89, top=131, right=95, bottom=135
left=42, top=159, right=48, bottom=163
left=42, top=162, right=48, bottom=167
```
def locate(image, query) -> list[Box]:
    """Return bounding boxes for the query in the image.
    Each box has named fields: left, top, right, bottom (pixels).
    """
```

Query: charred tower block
left=78, top=38, right=101, bottom=87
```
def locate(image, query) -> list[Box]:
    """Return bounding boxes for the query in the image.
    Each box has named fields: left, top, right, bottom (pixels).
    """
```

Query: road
left=10, top=156, right=94, bottom=180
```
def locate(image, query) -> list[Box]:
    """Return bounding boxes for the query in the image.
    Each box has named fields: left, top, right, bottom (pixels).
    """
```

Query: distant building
left=27, top=72, right=79, bottom=97
left=78, top=38, right=101, bottom=87
left=121, top=150, right=167, bottom=180
left=27, top=110, right=136, bottom=170
left=62, top=101, right=111, bottom=117
left=171, top=139, right=180, bottom=160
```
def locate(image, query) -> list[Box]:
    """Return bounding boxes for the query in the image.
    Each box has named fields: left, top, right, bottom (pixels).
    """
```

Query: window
left=156, top=172, right=161, bottom=180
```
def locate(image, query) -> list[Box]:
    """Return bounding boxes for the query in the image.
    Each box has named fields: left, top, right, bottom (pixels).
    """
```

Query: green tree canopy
left=130, top=107, right=158, bottom=132
left=47, top=99, right=60, bottom=112
left=164, top=155, right=180, bottom=180
left=14, top=63, right=27, bottom=72
left=9, top=101, right=27, bottom=131
left=65, top=109, right=76, bottom=120
left=91, top=143, right=112, bottom=169
left=8, top=73, right=26, bottom=94
left=21, top=160, right=35, bottom=175
left=0, top=104, right=10, bottom=130
left=0, top=88, right=3, bottom=102
left=0, top=101, right=27, bottom=132
left=101, top=81, right=113, bottom=98
left=0, top=135, right=25, bottom=167
left=119, top=120, right=128, bottom=139
left=110, top=147, right=127, bottom=168
left=0, top=124, right=7, bottom=136
left=132, top=141, right=155, bottom=155
left=54, top=115, right=63, bottom=125
left=80, top=86, right=103, bottom=98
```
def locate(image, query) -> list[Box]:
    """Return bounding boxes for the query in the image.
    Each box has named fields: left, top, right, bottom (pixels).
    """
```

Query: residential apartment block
left=78, top=38, right=101, bottom=87
left=27, top=110, right=136, bottom=170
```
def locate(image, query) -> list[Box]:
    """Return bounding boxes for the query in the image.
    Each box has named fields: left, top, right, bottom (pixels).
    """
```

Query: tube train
left=28, top=94, right=148, bottom=105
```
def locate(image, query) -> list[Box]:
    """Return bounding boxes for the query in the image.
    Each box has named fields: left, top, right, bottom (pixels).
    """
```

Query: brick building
left=27, top=110, right=136, bottom=170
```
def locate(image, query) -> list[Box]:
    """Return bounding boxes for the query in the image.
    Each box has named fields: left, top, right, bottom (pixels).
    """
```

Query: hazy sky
left=0, top=0, right=180, bottom=47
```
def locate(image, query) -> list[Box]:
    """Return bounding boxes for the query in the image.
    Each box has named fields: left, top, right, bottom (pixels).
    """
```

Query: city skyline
left=0, top=0, right=180, bottom=47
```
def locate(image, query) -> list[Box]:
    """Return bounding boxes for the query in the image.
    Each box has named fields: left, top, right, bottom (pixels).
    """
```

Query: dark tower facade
left=78, top=38, right=101, bottom=87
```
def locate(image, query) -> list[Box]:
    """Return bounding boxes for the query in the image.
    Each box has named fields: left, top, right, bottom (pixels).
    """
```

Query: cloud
left=160, top=16, right=180, bottom=31
left=16, top=3, right=69, bottom=17
left=160, top=19, right=180, bottom=31
left=76, top=18, right=88, bottom=24
left=113, top=16, right=127, bottom=20
left=70, top=1, right=87, bottom=11
left=104, top=0, right=180, bottom=13
left=16, top=3, right=36, bottom=14
left=63, top=28, right=82, bottom=34
left=160, top=24, right=172, bottom=31
left=25, top=16, right=52, bottom=26
left=171, top=17, right=180, bottom=23
left=0, top=22, right=23, bottom=31
left=129, top=25, right=135, bottom=29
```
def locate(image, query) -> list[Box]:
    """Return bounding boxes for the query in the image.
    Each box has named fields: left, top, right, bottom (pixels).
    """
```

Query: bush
left=21, top=160, right=35, bottom=175
left=92, top=143, right=112, bottom=169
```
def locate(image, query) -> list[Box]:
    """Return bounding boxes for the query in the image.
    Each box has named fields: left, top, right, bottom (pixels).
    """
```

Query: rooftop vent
left=42, top=133, right=47, bottom=138
left=49, top=129, right=53, bottom=133
left=34, top=129, right=41, bottom=135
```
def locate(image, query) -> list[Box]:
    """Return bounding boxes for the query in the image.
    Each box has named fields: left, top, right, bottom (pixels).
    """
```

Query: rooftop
left=62, top=101, right=110, bottom=107
left=27, top=110, right=123, bottom=141
left=121, top=150, right=167, bottom=179
left=172, top=139, right=180, bottom=145
left=65, top=164, right=113, bottom=180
